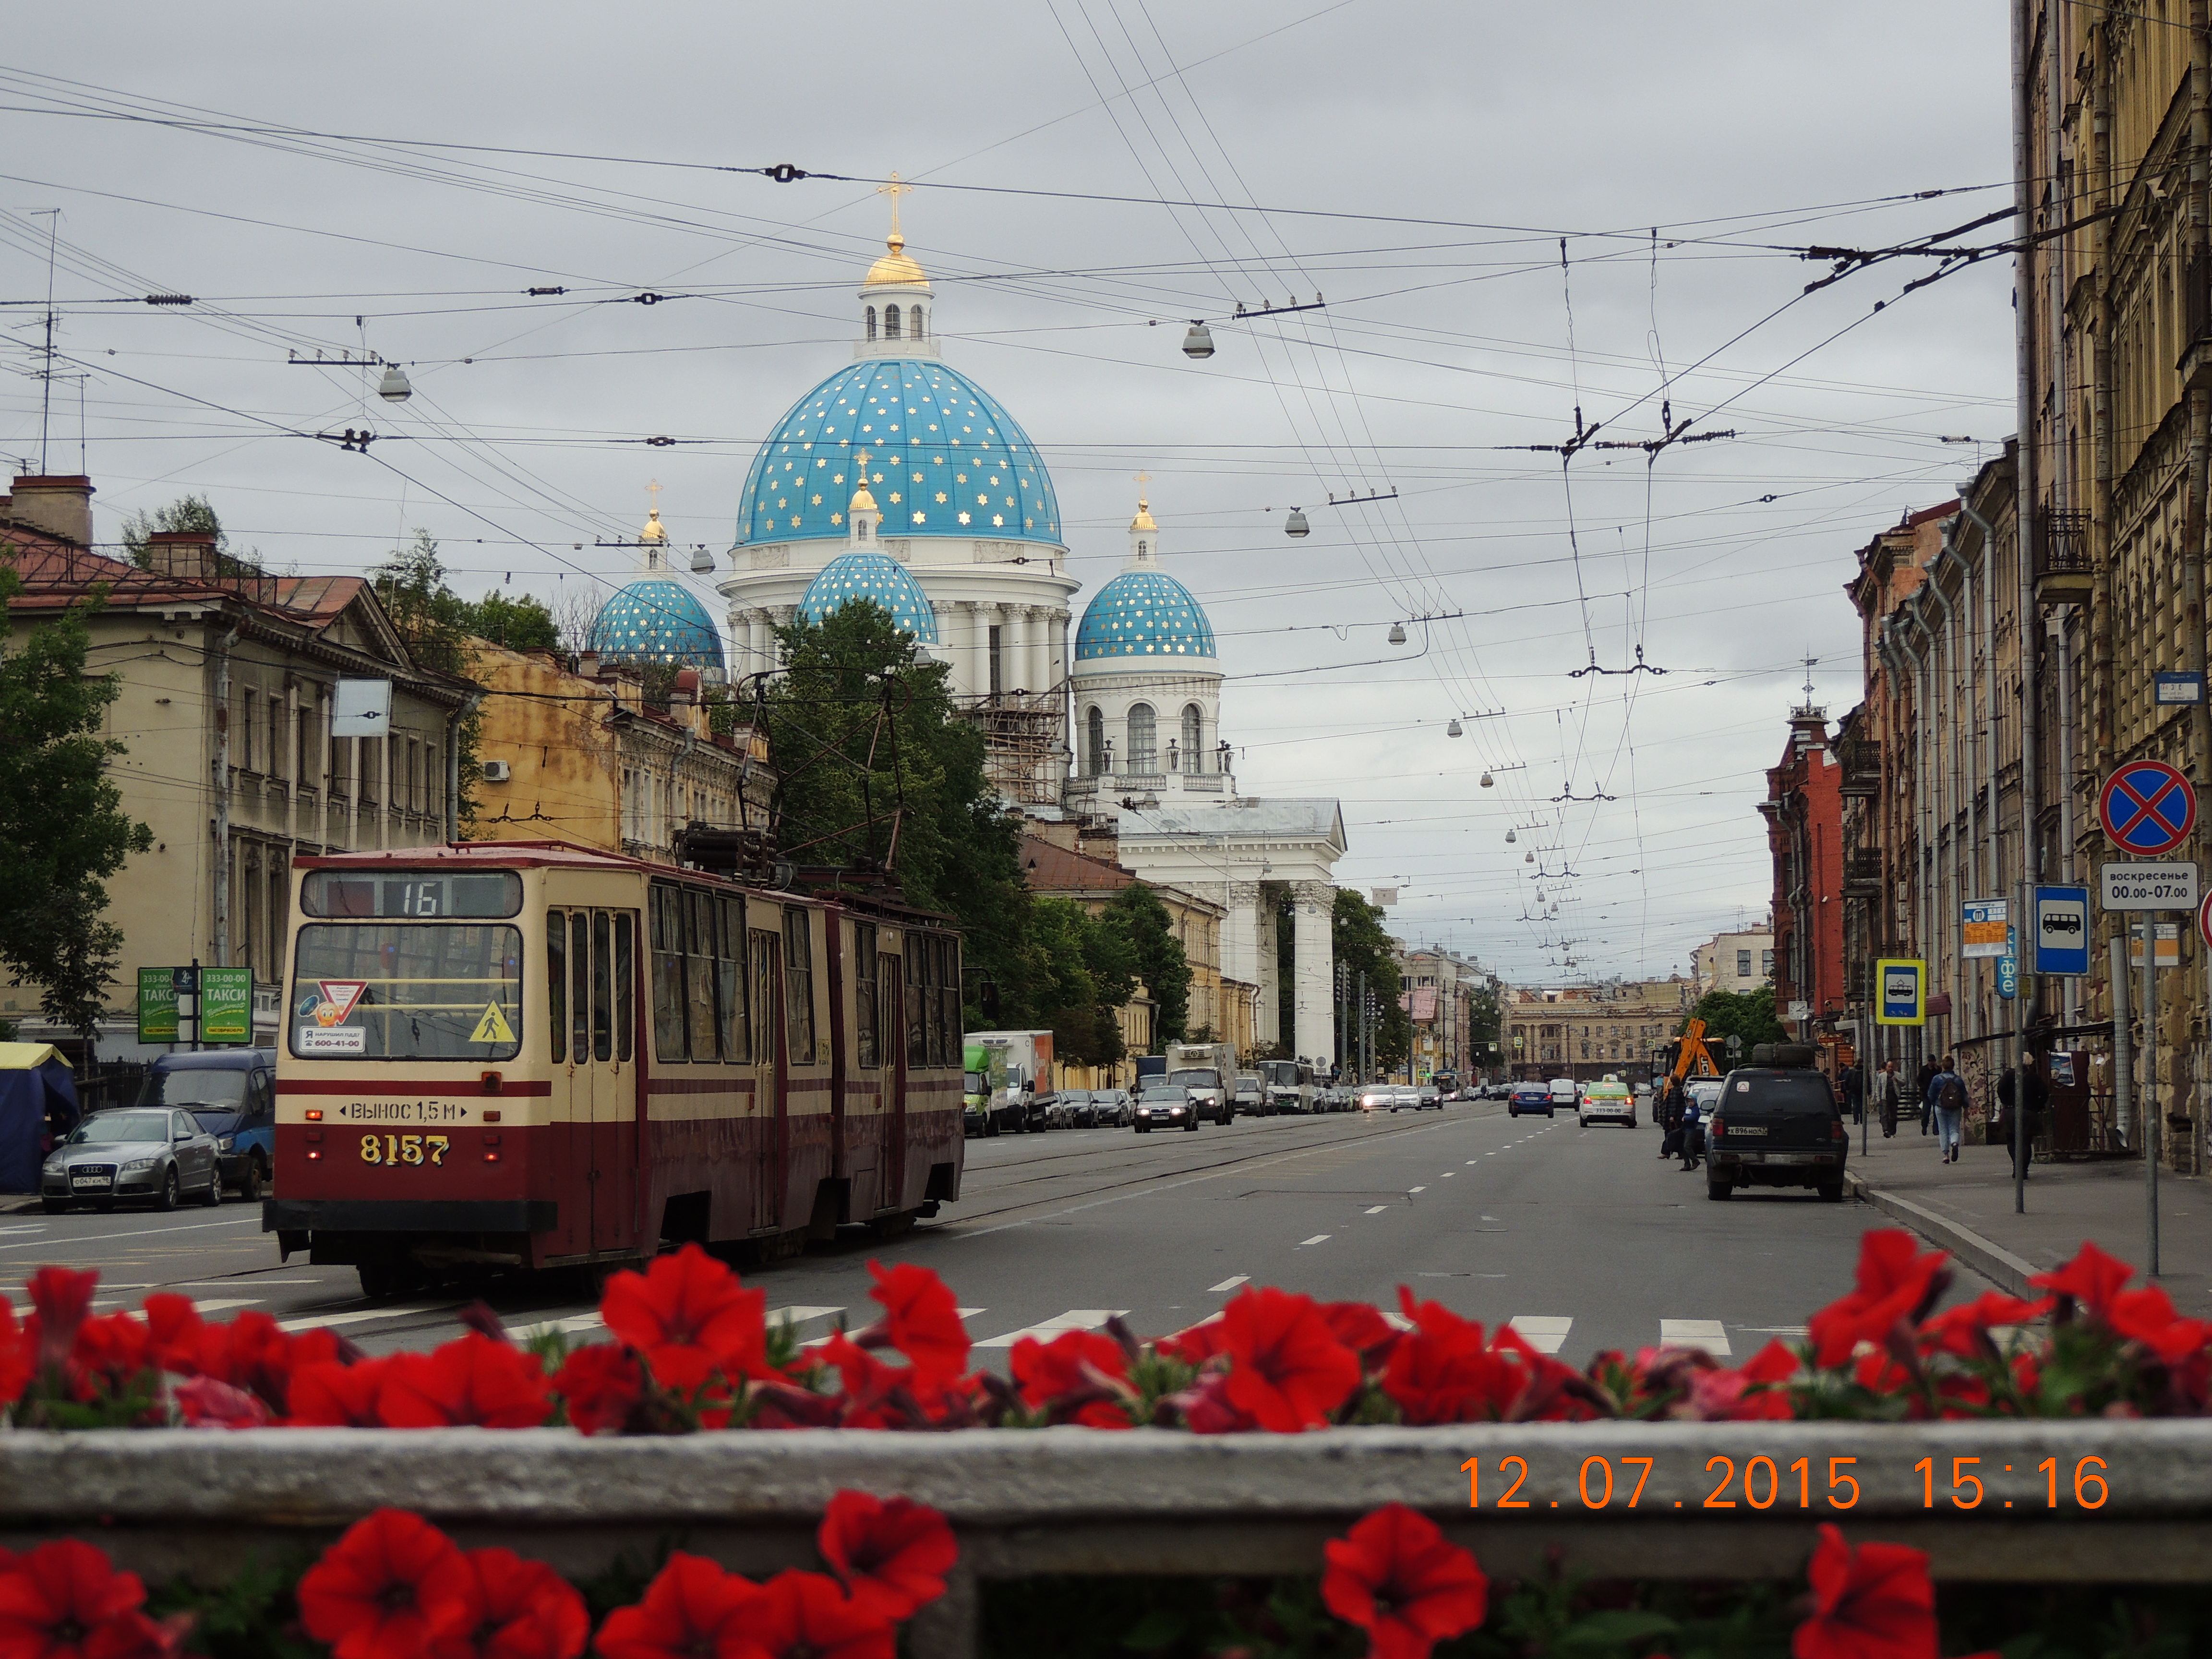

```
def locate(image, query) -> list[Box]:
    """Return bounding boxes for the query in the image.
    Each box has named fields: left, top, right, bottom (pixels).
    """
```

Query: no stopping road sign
left=2100, top=760, right=2196, bottom=856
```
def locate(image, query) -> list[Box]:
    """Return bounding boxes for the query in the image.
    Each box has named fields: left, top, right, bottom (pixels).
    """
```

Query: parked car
left=1579, top=1075, right=1637, bottom=1129
left=42, top=1109, right=224, bottom=1213
left=1094, top=1088, right=1133, bottom=1127
left=1059, top=1088, right=1097, bottom=1127
left=1706, top=1052, right=1849, bottom=1202
left=1508, top=1082, right=1554, bottom=1118
left=135, top=1048, right=276, bottom=1198
left=1133, top=1084, right=1197, bottom=1132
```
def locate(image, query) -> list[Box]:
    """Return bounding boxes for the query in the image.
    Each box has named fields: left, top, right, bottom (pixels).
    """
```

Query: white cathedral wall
left=1069, top=664, right=1221, bottom=778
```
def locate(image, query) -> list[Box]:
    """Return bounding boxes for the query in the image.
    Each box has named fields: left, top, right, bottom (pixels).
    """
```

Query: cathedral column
left=1008, top=606, right=1032, bottom=695
left=1291, top=880, right=1334, bottom=1066
left=1221, top=877, right=1263, bottom=1024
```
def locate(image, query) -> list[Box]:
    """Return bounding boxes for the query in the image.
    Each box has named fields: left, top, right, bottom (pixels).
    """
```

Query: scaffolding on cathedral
left=958, top=692, right=1062, bottom=807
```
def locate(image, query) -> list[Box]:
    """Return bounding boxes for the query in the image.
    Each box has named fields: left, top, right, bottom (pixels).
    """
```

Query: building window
left=1737, top=950, right=1752, bottom=978
left=865, top=306, right=877, bottom=341
left=911, top=305, right=925, bottom=339
left=1762, top=949, right=1775, bottom=976
left=239, top=690, right=257, bottom=773
left=1085, top=706, right=1106, bottom=775
left=1127, top=702, right=1156, bottom=772
left=857, top=514, right=870, bottom=541
left=885, top=303, right=901, bottom=339
left=1181, top=704, right=1202, bottom=771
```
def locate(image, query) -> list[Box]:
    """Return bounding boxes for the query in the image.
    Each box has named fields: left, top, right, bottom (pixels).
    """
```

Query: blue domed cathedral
left=712, top=196, right=1346, bottom=1062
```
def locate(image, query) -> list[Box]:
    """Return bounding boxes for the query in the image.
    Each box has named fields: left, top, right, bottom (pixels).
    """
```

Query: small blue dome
left=589, top=578, right=727, bottom=671
left=1074, top=570, right=1216, bottom=661
left=798, top=551, right=940, bottom=643
left=737, top=359, right=1059, bottom=548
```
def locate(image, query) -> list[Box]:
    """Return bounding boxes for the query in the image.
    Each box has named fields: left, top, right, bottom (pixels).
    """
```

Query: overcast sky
left=0, top=2, right=2012, bottom=988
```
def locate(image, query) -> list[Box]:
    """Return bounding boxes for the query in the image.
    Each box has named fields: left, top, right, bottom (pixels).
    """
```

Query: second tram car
left=264, top=842, right=964, bottom=1294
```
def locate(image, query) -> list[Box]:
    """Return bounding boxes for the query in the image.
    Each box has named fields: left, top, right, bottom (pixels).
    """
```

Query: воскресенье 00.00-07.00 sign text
left=2099, top=862, right=2199, bottom=910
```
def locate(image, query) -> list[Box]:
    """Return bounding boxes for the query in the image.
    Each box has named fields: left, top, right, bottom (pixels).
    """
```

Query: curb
left=1845, top=1171, right=2038, bottom=1297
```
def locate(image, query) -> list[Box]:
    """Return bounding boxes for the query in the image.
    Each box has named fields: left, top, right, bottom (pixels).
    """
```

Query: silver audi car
left=41, top=1109, right=224, bottom=1214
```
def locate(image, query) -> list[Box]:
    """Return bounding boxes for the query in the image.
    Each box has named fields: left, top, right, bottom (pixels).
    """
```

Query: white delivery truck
left=1164, top=1040, right=1239, bottom=1125
left=964, top=1030, right=1057, bottom=1134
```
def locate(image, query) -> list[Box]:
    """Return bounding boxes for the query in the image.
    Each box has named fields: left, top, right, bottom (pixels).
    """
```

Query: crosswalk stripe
left=1207, top=1275, right=1249, bottom=1293
left=1508, top=1315, right=1573, bottom=1355
left=974, top=1309, right=1127, bottom=1348
left=1659, top=1319, right=1731, bottom=1357
left=278, top=1302, right=458, bottom=1332
left=769, top=1305, right=843, bottom=1329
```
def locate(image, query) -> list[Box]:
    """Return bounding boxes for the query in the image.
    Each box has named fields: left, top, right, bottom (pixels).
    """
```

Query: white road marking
left=1380, top=1311, right=1415, bottom=1332
left=1409, top=1186, right=1427, bottom=1193
left=974, top=1309, right=1128, bottom=1348
left=0, top=1216, right=262, bottom=1252
left=277, top=1302, right=460, bottom=1332
left=957, top=1307, right=986, bottom=1319
left=1207, top=1275, right=1249, bottom=1293
left=1508, top=1315, right=1573, bottom=1355
left=1659, top=1319, right=1731, bottom=1357
left=1298, top=1234, right=1331, bottom=1246
left=1466, top=1160, right=1479, bottom=1165
left=769, top=1305, right=843, bottom=1329
left=1744, top=1325, right=1810, bottom=1336
left=1364, top=1205, right=1389, bottom=1214
left=1442, top=1172, right=1455, bottom=1178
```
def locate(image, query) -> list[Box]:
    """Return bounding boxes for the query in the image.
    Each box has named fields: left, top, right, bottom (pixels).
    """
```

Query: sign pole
left=2145, top=919, right=2160, bottom=1278
left=2015, top=875, right=2028, bottom=1215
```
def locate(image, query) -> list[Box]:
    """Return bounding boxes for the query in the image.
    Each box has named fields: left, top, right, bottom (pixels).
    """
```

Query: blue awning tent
left=0, top=1044, right=80, bottom=1194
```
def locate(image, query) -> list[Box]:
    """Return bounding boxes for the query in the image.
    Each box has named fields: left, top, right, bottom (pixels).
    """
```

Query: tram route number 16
left=360, top=1133, right=450, bottom=1167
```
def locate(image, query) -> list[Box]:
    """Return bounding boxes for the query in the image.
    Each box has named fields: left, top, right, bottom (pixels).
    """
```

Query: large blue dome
left=737, top=360, right=1060, bottom=548
left=1074, top=570, right=1217, bottom=661
left=797, top=551, right=940, bottom=643
left=589, top=578, right=727, bottom=671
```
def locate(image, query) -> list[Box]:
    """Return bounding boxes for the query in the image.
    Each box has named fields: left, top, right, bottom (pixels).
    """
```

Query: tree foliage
left=1104, top=882, right=1189, bottom=1049
left=1332, top=888, right=1409, bottom=1075
left=120, top=495, right=259, bottom=576
left=1678, top=985, right=1788, bottom=1052
left=764, top=601, right=1030, bottom=1029
left=0, top=566, right=153, bottom=1035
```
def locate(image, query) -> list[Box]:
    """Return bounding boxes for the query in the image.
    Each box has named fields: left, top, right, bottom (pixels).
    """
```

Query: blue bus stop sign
left=2034, top=884, right=2091, bottom=975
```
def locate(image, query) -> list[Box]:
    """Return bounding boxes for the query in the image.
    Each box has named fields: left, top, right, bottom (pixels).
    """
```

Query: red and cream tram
left=264, top=842, right=965, bottom=1295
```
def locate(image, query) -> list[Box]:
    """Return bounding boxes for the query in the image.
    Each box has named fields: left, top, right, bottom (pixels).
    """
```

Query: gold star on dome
left=936, top=492, right=947, bottom=504
left=955, top=473, right=968, bottom=483
left=831, top=513, right=843, bottom=525
left=889, top=493, right=902, bottom=504
left=958, top=511, right=971, bottom=525
left=977, top=494, right=989, bottom=505
left=811, top=495, right=822, bottom=506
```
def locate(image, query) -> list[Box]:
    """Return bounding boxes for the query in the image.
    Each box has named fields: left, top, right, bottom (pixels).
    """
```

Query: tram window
left=937, top=935, right=961, bottom=1068
left=715, top=896, right=747, bottom=1062
left=854, top=923, right=879, bottom=1070
left=685, top=889, right=721, bottom=1061
left=904, top=934, right=926, bottom=1067
left=571, top=906, right=590, bottom=1065
left=547, top=911, right=567, bottom=1065
left=785, top=908, right=816, bottom=1064
left=751, top=931, right=777, bottom=1065
left=289, top=923, right=520, bottom=1061
left=592, top=910, right=613, bottom=1064
left=650, top=884, right=687, bottom=1062
left=614, top=913, right=634, bottom=1063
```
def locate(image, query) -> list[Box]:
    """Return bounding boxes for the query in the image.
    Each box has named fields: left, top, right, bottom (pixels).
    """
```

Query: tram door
left=551, top=907, right=639, bottom=1258
left=883, top=947, right=908, bottom=1213
left=749, top=927, right=785, bottom=1231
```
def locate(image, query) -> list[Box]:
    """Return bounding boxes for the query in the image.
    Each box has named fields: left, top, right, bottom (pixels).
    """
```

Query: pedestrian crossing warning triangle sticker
left=469, top=1002, right=515, bottom=1045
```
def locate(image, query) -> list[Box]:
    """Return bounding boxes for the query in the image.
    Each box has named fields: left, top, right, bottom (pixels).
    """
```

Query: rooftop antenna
left=32, top=208, right=59, bottom=473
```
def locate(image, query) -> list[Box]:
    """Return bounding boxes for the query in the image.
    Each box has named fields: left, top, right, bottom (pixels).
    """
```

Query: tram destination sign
left=2101, top=861, right=2199, bottom=911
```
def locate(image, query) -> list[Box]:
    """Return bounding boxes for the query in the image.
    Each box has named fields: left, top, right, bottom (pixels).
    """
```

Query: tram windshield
left=289, top=923, right=523, bottom=1061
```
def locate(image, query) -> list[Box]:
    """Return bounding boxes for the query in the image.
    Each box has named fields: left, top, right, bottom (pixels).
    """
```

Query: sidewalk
left=1844, top=1118, right=2212, bottom=1312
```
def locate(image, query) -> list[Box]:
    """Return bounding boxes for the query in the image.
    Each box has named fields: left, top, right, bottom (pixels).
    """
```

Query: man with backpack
left=1930, top=1057, right=1968, bottom=1164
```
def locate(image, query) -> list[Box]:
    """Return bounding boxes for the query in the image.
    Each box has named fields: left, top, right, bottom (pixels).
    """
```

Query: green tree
left=460, top=590, right=559, bottom=652
left=1678, top=985, right=1788, bottom=1053
left=1027, top=897, right=1138, bottom=1068
left=1332, top=888, right=1409, bottom=1075
left=119, top=495, right=258, bottom=575
left=1103, top=882, right=1189, bottom=1048
left=765, top=600, right=1031, bottom=1029
left=0, top=565, right=153, bottom=1035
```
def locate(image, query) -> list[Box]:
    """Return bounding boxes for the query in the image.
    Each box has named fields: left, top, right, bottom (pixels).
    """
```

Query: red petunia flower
left=2104, top=1285, right=2211, bottom=1364
left=1688, top=1338, right=1801, bottom=1421
left=2029, top=1240, right=2134, bottom=1323
left=442, top=1549, right=588, bottom=1659
left=1791, top=1523, right=1936, bottom=1659
left=1217, top=1286, right=1363, bottom=1432
left=70, top=1313, right=156, bottom=1402
left=816, top=1491, right=957, bottom=1622
left=1321, top=1503, right=1489, bottom=1659
left=1154, top=1317, right=1230, bottom=1367
left=549, top=1344, right=646, bottom=1437
left=1919, top=1293, right=2052, bottom=1363
left=1008, top=1330, right=1132, bottom=1429
left=289, top=1358, right=395, bottom=1428
left=0, top=1304, right=33, bottom=1412
left=138, top=1295, right=205, bottom=1378
left=186, top=1310, right=301, bottom=1414
left=1172, top=1367, right=1259, bottom=1434
left=296, top=1509, right=477, bottom=1659
left=26, top=1267, right=98, bottom=1377
left=0, top=1537, right=168, bottom=1659
left=600, top=1245, right=770, bottom=1394
left=742, top=1571, right=894, bottom=1659
left=1318, top=1301, right=1401, bottom=1363
left=1381, top=1292, right=1522, bottom=1426
left=377, top=1335, right=552, bottom=1430
left=860, top=1262, right=970, bottom=1385
left=173, top=1374, right=271, bottom=1429
left=1805, top=1231, right=1950, bottom=1369
left=595, top=1552, right=762, bottom=1659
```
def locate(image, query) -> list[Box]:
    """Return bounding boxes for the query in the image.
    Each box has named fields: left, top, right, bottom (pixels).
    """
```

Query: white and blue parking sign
left=2033, top=884, right=2091, bottom=976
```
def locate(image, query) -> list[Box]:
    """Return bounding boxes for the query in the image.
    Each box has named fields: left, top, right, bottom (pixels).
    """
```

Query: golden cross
left=876, top=172, right=913, bottom=238
left=1134, top=469, right=1151, bottom=490
left=856, top=448, right=871, bottom=474
left=646, top=478, right=662, bottom=515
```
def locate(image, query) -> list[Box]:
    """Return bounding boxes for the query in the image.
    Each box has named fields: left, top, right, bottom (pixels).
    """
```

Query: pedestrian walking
left=1875, top=1059, right=1900, bottom=1138
left=1931, top=1057, right=1967, bottom=1163
left=1658, top=1079, right=1683, bottom=1158
left=1916, top=1059, right=1939, bottom=1135
left=1839, top=1063, right=1862, bottom=1125
left=1995, top=1064, right=2044, bottom=1181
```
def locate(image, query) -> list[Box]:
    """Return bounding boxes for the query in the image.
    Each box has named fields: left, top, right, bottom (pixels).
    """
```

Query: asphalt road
left=5, top=1099, right=1994, bottom=1368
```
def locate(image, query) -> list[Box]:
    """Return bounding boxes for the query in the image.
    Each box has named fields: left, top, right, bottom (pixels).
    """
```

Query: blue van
left=135, top=1049, right=276, bottom=1199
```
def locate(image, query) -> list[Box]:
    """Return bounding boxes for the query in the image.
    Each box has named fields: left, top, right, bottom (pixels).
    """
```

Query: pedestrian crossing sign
left=469, top=1002, right=516, bottom=1045
left=1874, top=959, right=1926, bottom=1026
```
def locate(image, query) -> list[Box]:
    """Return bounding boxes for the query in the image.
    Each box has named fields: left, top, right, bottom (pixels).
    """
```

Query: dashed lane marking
left=974, top=1309, right=1128, bottom=1348
left=278, top=1302, right=460, bottom=1333
left=1658, top=1319, right=1731, bottom=1357
left=1364, top=1205, right=1389, bottom=1214
left=1409, top=1186, right=1427, bottom=1193
left=1508, top=1316, right=1573, bottom=1355
left=1298, top=1234, right=1331, bottom=1246
left=1207, top=1275, right=1250, bottom=1293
